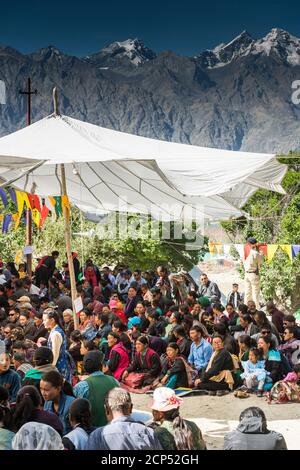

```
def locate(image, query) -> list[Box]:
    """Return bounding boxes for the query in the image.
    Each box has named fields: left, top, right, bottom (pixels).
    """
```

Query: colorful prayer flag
left=267, top=244, right=279, bottom=263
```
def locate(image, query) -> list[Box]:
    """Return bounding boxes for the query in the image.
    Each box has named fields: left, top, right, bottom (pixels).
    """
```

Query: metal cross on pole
left=19, top=78, right=38, bottom=277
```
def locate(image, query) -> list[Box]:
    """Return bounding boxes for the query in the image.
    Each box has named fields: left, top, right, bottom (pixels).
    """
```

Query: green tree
left=221, top=152, right=300, bottom=310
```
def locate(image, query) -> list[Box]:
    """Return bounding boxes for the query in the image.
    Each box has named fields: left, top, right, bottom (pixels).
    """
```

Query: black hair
left=41, top=370, right=74, bottom=397
left=34, top=311, right=43, bottom=320
left=212, top=302, right=224, bottom=312
left=226, top=302, right=234, bottom=309
left=136, top=335, right=149, bottom=346
left=81, top=308, right=93, bottom=317
left=241, top=313, right=253, bottom=324
left=70, top=330, right=83, bottom=343
left=19, top=311, right=30, bottom=320
left=284, top=315, right=296, bottom=323
left=162, top=408, right=194, bottom=450
left=258, top=334, right=272, bottom=347
left=238, top=304, right=248, bottom=315
left=238, top=334, right=254, bottom=349
left=13, top=352, right=26, bottom=363
left=50, top=288, right=60, bottom=299
left=249, top=347, right=263, bottom=361
left=255, top=311, right=271, bottom=329
left=148, top=311, right=160, bottom=321
left=13, top=385, right=42, bottom=431
left=284, top=326, right=297, bottom=336
left=170, top=311, right=183, bottom=324
left=213, top=323, right=227, bottom=336
left=7, top=262, right=18, bottom=276
left=52, top=251, right=59, bottom=257
left=82, top=339, right=98, bottom=352
left=239, top=407, right=267, bottom=432
left=68, top=398, right=93, bottom=433
left=12, top=340, right=26, bottom=350
left=167, top=342, right=179, bottom=352
left=15, top=279, right=23, bottom=289
left=33, top=347, right=54, bottom=366
left=98, top=313, right=109, bottom=325
left=43, top=310, right=64, bottom=329
left=173, top=325, right=187, bottom=338
left=112, top=320, right=127, bottom=332
left=107, top=331, right=120, bottom=341
left=189, top=325, right=203, bottom=334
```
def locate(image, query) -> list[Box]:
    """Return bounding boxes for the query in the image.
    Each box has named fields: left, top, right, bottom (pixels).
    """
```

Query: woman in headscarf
left=149, top=387, right=206, bottom=450
left=12, top=422, right=64, bottom=450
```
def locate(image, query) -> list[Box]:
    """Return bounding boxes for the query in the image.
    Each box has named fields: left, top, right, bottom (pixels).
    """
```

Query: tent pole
left=60, top=163, right=79, bottom=330
left=52, top=87, right=79, bottom=329
left=19, top=77, right=37, bottom=277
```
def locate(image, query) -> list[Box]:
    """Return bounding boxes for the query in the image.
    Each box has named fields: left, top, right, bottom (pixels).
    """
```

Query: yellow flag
left=280, top=245, right=293, bottom=262
left=15, top=250, right=23, bottom=265
left=15, top=191, right=25, bottom=216
left=62, top=195, right=71, bottom=220
left=12, top=213, right=21, bottom=230
left=32, top=208, right=41, bottom=227
left=267, top=244, right=279, bottom=263
left=208, top=243, right=216, bottom=256
left=22, top=192, right=31, bottom=209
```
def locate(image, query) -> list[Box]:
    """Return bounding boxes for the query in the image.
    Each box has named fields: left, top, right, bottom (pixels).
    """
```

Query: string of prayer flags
left=0, top=188, right=68, bottom=234
left=209, top=243, right=300, bottom=265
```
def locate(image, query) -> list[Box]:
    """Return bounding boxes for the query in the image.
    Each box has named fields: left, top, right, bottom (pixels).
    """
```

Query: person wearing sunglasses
left=7, top=308, right=20, bottom=326
left=278, top=326, right=300, bottom=367
left=251, top=327, right=279, bottom=348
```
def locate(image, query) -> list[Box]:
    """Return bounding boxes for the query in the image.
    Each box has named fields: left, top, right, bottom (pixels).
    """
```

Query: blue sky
left=1, top=0, right=300, bottom=56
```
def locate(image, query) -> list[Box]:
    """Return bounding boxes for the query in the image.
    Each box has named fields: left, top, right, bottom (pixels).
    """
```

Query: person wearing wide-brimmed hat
left=149, top=387, right=206, bottom=450
left=243, top=237, right=263, bottom=307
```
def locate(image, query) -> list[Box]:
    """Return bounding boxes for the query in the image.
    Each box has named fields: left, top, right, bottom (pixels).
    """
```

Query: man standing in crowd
left=227, top=283, right=243, bottom=309
left=243, top=238, right=263, bottom=307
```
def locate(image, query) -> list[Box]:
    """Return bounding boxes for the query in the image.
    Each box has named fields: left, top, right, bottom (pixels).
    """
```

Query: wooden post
left=53, top=87, right=79, bottom=329
left=60, top=164, right=79, bottom=329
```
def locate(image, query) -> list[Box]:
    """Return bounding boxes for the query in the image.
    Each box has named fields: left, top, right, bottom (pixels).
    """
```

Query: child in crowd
left=240, top=348, right=267, bottom=396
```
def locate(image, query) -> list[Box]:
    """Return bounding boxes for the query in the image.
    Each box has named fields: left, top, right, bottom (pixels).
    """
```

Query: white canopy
left=0, top=113, right=287, bottom=220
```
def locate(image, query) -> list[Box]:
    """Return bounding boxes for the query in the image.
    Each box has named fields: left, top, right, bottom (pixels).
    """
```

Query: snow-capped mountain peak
left=196, top=28, right=300, bottom=68
left=85, top=38, right=156, bottom=68
left=252, top=28, right=300, bottom=65
left=195, top=31, right=254, bottom=68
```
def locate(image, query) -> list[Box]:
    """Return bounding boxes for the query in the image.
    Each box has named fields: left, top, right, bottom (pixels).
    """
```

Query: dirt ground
left=131, top=393, right=300, bottom=449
